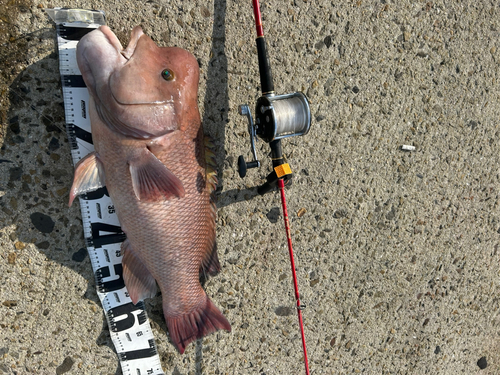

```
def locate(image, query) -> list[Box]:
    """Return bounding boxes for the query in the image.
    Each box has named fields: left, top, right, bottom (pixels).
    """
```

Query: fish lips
left=120, top=26, right=144, bottom=61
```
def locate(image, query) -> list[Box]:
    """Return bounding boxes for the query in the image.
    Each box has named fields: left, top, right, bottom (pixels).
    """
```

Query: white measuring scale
left=46, top=8, right=165, bottom=375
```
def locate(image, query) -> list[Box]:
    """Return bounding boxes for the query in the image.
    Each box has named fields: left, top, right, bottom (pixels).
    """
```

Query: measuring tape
left=47, top=8, right=165, bottom=375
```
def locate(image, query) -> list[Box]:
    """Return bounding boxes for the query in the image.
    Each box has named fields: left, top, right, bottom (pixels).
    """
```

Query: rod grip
left=256, top=37, right=274, bottom=94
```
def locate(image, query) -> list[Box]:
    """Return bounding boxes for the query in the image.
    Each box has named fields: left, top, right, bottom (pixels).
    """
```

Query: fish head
left=77, top=26, right=200, bottom=139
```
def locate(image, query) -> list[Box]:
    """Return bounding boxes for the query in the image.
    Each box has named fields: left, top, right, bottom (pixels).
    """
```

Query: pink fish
left=69, top=26, right=230, bottom=353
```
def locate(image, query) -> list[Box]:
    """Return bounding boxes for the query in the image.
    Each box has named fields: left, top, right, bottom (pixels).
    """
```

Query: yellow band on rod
left=274, top=163, right=292, bottom=178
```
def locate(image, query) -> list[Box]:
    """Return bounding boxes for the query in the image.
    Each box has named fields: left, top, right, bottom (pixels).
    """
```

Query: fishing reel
left=238, top=92, right=311, bottom=194
left=237, top=0, right=312, bottom=195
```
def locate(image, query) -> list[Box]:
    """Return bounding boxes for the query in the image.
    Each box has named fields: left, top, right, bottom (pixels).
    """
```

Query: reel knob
left=238, top=155, right=259, bottom=178
left=238, top=155, right=247, bottom=178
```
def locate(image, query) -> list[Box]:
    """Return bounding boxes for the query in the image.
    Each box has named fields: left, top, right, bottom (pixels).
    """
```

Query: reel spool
left=238, top=92, right=311, bottom=179
left=256, top=92, right=311, bottom=143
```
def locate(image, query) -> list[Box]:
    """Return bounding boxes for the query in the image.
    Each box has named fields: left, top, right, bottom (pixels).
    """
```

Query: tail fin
left=165, top=296, right=231, bottom=354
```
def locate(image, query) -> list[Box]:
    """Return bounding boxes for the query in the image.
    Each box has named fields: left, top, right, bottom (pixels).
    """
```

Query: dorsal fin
left=204, top=135, right=218, bottom=194
left=201, top=134, right=218, bottom=278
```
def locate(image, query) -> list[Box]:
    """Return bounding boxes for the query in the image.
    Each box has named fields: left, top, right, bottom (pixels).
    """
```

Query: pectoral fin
left=69, top=152, right=105, bottom=206
left=129, top=148, right=185, bottom=201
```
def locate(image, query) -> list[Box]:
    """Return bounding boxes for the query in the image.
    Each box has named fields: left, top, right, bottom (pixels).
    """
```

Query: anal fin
left=121, top=240, right=157, bottom=304
left=201, top=242, right=220, bottom=277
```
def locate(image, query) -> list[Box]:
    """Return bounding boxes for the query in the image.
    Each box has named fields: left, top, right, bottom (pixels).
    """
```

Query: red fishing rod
left=278, top=179, right=310, bottom=375
left=238, top=1, right=311, bottom=374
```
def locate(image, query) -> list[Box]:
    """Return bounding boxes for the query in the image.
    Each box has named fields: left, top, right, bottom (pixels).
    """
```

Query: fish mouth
left=111, top=95, right=176, bottom=106
left=98, top=25, right=143, bottom=62
left=120, top=51, right=130, bottom=60
left=98, top=25, right=127, bottom=57
left=95, top=101, right=170, bottom=139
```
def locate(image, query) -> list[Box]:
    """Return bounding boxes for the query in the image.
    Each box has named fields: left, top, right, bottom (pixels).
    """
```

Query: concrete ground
left=1, top=0, right=500, bottom=374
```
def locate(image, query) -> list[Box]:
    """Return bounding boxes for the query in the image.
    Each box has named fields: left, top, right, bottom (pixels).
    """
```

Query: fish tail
left=165, top=295, right=231, bottom=354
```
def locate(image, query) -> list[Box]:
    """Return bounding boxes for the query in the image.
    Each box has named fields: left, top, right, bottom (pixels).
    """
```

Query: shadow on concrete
left=0, top=0, right=245, bottom=372
left=202, top=0, right=229, bottom=194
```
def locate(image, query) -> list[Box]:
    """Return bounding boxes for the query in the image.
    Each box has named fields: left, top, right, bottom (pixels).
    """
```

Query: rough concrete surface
left=1, top=0, right=500, bottom=374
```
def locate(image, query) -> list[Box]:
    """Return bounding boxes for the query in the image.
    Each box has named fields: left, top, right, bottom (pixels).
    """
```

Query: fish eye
left=161, top=69, right=175, bottom=81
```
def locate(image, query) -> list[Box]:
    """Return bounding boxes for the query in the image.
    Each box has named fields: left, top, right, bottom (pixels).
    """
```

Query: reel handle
left=238, top=104, right=261, bottom=178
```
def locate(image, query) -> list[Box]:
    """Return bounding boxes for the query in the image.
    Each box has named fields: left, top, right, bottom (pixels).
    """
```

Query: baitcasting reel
left=238, top=92, right=311, bottom=193
left=238, top=0, right=312, bottom=195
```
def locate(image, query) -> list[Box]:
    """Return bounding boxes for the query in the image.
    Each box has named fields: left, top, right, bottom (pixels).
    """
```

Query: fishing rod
left=238, top=1, right=311, bottom=374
